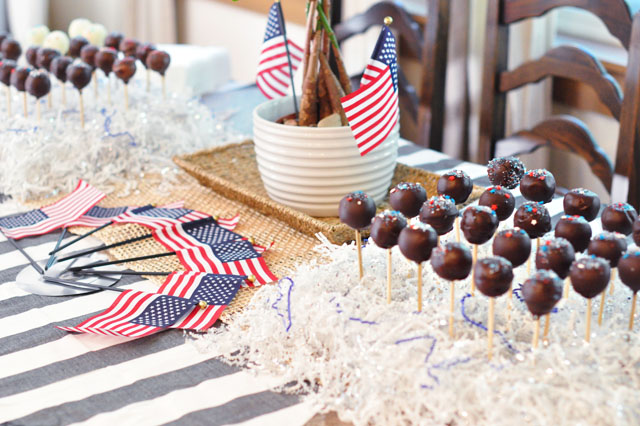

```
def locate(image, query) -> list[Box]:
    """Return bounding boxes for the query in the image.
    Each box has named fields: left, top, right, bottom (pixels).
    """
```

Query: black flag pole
left=70, top=251, right=177, bottom=272
left=56, top=233, right=154, bottom=263
left=45, top=228, right=67, bottom=270
left=276, top=0, right=299, bottom=117
left=48, top=220, right=114, bottom=255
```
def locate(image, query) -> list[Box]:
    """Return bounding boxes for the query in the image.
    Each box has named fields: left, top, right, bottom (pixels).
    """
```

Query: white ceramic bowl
left=253, top=97, right=398, bottom=216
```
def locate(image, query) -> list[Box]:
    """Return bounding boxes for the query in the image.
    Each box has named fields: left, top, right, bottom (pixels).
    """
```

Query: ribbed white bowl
left=253, top=97, right=398, bottom=216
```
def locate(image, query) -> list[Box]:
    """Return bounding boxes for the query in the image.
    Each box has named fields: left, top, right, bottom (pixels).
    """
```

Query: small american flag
left=256, top=1, right=303, bottom=99
left=153, top=217, right=243, bottom=252
left=176, top=240, right=277, bottom=286
left=0, top=180, right=105, bottom=239
left=65, top=205, right=132, bottom=228
left=340, top=25, right=399, bottom=156
left=112, top=205, right=238, bottom=231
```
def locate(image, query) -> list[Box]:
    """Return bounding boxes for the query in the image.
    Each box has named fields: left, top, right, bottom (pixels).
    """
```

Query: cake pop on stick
left=563, top=188, right=600, bottom=222
left=339, top=191, right=377, bottom=280
left=514, top=202, right=552, bottom=273
left=68, top=36, right=89, bottom=59
left=437, top=170, right=473, bottom=242
left=1, top=38, right=21, bottom=60
left=136, top=42, right=156, bottom=92
left=80, top=45, right=99, bottom=99
left=146, top=50, right=170, bottom=99
left=487, top=156, right=526, bottom=189
left=522, top=270, right=563, bottom=349
left=27, top=25, right=49, bottom=47
left=520, top=169, right=556, bottom=204
left=25, top=46, right=39, bottom=69
left=49, top=56, right=72, bottom=106
left=95, top=48, right=117, bottom=104
left=398, top=223, right=438, bottom=311
left=570, top=256, right=610, bottom=342
left=370, top=210, right=407, bottom=303
left=493, top=227, right=531, bottom=323
left=618, top=250, right=640, bottom=330
left=389, top=182, right=426, bottom=219
left=36, top=48, right=60, bottom=108
left=113, top=57, right=136, bottom=109
left=587, top=231, right=627, bottom=325
left=68, top=18, right=91, bottom=39
left=555, top=215, right=592, bottom=297
left=0, top=60, right=16, bottom=116
left=601, top=203, right=637, bottom=236
left=478, top=185, right=515, bottom=235
left=43, top=31, right=70, bottom=55
left=11, top=66, right=30, bottom=117
left=25, top=70, right=50, bottom=122
left=419, top=195, right=458, bottom=244
left=82, top=23, right=107, bottom=48
left=431, top=242, right=473, bottom=338
left=461, top=206, right=498, bottom=295
left=66, top=63, right=92, bottom=128
left=474, top=256, right=513, bottom=359
left=119, top=38, right=139, bottom=57
left=104, top=32, right=124, bottom=50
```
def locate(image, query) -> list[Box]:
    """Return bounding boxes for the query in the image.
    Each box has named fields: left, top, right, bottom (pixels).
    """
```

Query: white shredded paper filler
left=194, top=232, right=640, bottom=425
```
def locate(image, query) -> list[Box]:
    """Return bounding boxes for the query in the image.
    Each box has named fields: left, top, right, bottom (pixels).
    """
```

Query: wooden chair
left=478, top=0, right=640, bottom=207
left=334, top=0, right=450, bottom=151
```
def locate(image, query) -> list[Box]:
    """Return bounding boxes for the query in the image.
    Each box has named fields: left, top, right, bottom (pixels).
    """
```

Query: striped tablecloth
left=0, top=139, right=606, bottom=425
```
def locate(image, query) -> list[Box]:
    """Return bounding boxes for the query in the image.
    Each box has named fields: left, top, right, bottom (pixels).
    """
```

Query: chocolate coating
left=338, top=191, right=376, bottom=230
left=618, top=250, right=640, bottom=293
left=389, top=182, right=426, bottom=218
left=487, top=156, right=525, bottom=189
left=535, top=238, right=575, bottom=279
left=369, top=210, right=407, bottom=249
left=0, top=59, right=16, bottom=86
left=430, top=242, right=473, bottom=281
left=80, top=45, right=98, bottom=69
left=554, top=215, right=592, bottom=253
left=136, top=42, right=155, bottom=68
left=513, top=202, right=551, bottom=238
left=25, top=46, right=39, bottom=68
left=570, top=256, right=611, bottom=299
left=1, top=38, right=21, bottom=60
left=10, top=66, right=30, bottom=91
left=35, top=47, right=59, bottom=71
left=104, top=32, right=124, bottom=50
left=563, top=188, right=600, bottom=221
left=474, top=256, right=513, bottom=297
left=478, top=185, right=515, bottom=221
left=398, top=223, right=438, bottom=263
left=146, top=50, right=170, bottom=75
left=634, top=217, right=640, bottom=247
left=65, top=63, right=92, bottom=91
left=113, top=57, right=136, bottom=84
left=419, top=195, right=458, bottom=236
left=49, top=56, right=72, bottom=82
left=601, top=202, right=637, bottom=236
left=587, top=231, right=627, bottom=267
left=492, top=228, right=531, bottom=267
left=522, top=270, right=563, bottom=316
left=68, top=36, right=89, bottom=58
left=25, top=71, right=51, bottom=98
left=95, top=48, right=117, bottom=76
left=520, top=169, right=556, bottom=203
left=461, top=205, right=498, bottom=245
left=437, top=170, right=472, bottom=204
left=119, top=38, right=139, bottom=57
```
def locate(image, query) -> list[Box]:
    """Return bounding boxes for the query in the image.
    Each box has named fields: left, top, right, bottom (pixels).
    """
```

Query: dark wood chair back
left=334, top=0, right=450, bottom=150
left=478, top=0, right=639, bottom=205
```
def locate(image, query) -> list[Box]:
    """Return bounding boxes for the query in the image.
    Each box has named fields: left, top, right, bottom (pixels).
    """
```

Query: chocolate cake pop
left=104, top=32, right=124, bottom=50
left=66, top=63, right=92, bottom=91
left=339, top=191, right=376, bottom=230
left=0, top=60, right=16, bottom=86
left=398, top=223, right=438, bottom=264
left=634, top=217, right=640, bottom=247
left=80, top=45, right=98, bottom=70
left=431, top=242, right=473, bottom=281
left=570, top=256, right=611, bottom=299
left=95, top=47, right=117, bottom=77
left=601, top=202, right=637, bottom=236
left=520, top=169, right=556, bottom=203
left=461, top=205, right=498, bottom=245
left=522, top=270, right=563, bottom=317
left=35, top=47, right=59, bottom=71
left=492, top=228, right=532, bottom=267
left=146, top=50, right=171, bottom=75
left=136, top=42, right=156, bottom=67
left=618, top=250, right=640, bottom=330
left=419, top=195, right=458, bottom=236
left=1, top=38, right=21, bottom=60
left=535, top=238, right=575, bottom=279
left=49, top=56, right=72, bottom=82
left=587, top=231, right=627, bottom=268
left=370, top=210, right=407, bottom=249
left=68, top=36, right=89, bottom=58
left=113, top=57, right=136, bottom=84
left=25, top=70, right=50, bottom=99
left=554, top=215, right=591, bottom=253
left=563, top=188, right=600, bottom=221
left=389, top=182, right=426, bottom=218
left=437, top=170, right=472, bottom=204
left=513, top=202, right=551, bottom=239
left=10, top=66, right=30, bottom=91
left=478, top=185, right=515, bottom=221
left=25, top=46, right=39, bottom=68
left=474, top=256, right=513, bottom=297
left=487, top=156, right=526, bottom=189
left=119, top=38, right=139, bottom=57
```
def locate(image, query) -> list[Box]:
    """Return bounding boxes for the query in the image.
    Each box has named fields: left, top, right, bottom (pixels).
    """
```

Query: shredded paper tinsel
left=195, top=231, right=640, bottom=425
left=0, top=79, right=243, bottom=200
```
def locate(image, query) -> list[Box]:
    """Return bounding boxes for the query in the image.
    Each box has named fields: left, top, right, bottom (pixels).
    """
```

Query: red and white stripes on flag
left=341, top=60, right=398, bottom=156
left=0, top=180, right=105, bottom=239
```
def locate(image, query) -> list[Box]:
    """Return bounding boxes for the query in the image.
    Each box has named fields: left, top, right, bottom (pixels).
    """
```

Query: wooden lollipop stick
left=146, top=69, right=151, bottom=92
left=47, top=91, right=52, bottom=108
left=93, top=71, right=98, bottom=98
left=471, top=244, right=478, bottom=296
left=436, top=235, right=440, bottom=246
left=36, top=99, right=41, bottom=122
left=386, top=248, right=392, bottom=304
left=610, top=268, right=616, bottom=295
left=107, top=77, right=112, bottom=105
left=61, top=81, right=66, bottom=106
left=162, top=75, right=166, bottom=100
left=563, top=277, right=570, bottom=299
left=543, top=312, right=550, bottom=341
left=124, top=84, right=129, bottom=110
left=22, top=92, right=27, bottom=118
left=455, top=217, right=461, bottom=242
left=630, top=292, right=637, bottom=331
left=598, top=289, right=606, bottom=326
left=532, top=316, right=540, bottom=349
left=355, top=230, right=364, bottom=280
left=585, top=298, right=592, bottom=342
left=78, top=90, right=85, bottom=129
left=417, top=262, right=423, bottom=312
left=6, top=86, right=11, bottom=116
left=488, top=297, right=495, bottom=360
left=506, top=285, right=513, bottom=330
left=449, top=281, right=455, bottom=338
